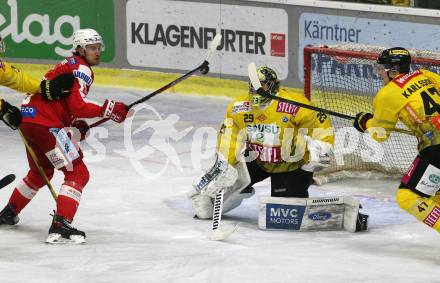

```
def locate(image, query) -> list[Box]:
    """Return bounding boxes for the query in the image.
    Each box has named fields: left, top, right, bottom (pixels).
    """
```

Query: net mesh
left=307, top=44, right=440, bottom=181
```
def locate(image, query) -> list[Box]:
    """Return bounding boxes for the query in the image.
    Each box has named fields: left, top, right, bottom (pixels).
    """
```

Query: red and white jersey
left=21, top=55, right=103, bottom=128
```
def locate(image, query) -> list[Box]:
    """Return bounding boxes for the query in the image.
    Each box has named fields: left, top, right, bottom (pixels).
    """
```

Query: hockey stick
left=18, top=129, right=58, bottom=201
left=193, top=155, right=238, bottom=240
left=210, top=190, right=238, bottom=241
left=90, top=34, right=223, bottom=129
left=247, top=63, right=414, bottom=136
left=0, top=174, right=15, bottom=189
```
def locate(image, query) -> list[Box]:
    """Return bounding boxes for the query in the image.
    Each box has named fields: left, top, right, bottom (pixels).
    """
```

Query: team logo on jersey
left=73, top=70, right=92, bottom=86
left=276, top=102, right=299, bottom=116
left=68, top=57, right=77, bottom=65
left=231, top=101, right=250, bottom=113
left=282, top=116, right=288, bottom=123
left=20, top=106, right=37, bottom=118
left=0, top=59, right=5, bottom=71
left=257, top=114, right=266, bottom=122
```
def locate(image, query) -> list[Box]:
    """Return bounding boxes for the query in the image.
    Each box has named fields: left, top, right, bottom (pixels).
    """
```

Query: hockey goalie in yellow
left=0, top=36, right=74, bottom=129
left=189, top=66, right=336, bottom=220
left=218, top=84, right=334, bottom=174
left=354, top=47, right=440, bottom=233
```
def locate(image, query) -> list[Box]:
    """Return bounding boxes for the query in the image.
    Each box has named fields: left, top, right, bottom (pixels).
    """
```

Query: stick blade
left=0, top=174, right=15, bottom=189
left=248, top=62, right=262, bottom=90
left=206, top=33, right=222, bottom=63
left=248, top=62, right=274, bottom=99
left=210, top=224, right=238, bottom=241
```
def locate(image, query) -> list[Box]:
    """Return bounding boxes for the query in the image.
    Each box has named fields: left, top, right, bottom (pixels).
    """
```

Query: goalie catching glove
left=301, top=135, right=332, bottom=172
left=353, top=112, right=373, bottom=133
left=0, top=99, right=21, bottom=130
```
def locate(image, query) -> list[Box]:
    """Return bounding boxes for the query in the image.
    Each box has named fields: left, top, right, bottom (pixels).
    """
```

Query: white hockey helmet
left=72, top=28, right=105, bottom=52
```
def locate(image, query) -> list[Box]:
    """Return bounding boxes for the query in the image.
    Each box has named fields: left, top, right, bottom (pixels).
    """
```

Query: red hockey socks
left=9, top=170, right=53, bottom=213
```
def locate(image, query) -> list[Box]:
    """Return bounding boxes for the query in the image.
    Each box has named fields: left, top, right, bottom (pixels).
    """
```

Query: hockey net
left=304, top=44, right=440, bottom=184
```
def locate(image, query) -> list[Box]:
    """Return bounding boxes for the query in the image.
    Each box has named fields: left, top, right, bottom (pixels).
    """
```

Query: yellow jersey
left=218, top=88, right=334, bottom=173
left=366, top=69, right=440, bottom=151
left=0, top=60, right=40, bottom=94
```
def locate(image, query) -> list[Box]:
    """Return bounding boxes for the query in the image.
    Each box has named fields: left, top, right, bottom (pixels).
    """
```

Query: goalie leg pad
left=188, top=190, right=214, bottom=219
left=190, top=158, right=252, bottom=219
left=223, top=186, right=255, bottom=214
left=258, top=196, right=367, bottom=232
left=188, top=186, right=255, bottom=219
left=193, top=153, right=238, bottom=196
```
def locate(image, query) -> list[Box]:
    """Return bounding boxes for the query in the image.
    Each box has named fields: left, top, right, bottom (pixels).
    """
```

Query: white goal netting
left=304, top=44, right=440, bottom=184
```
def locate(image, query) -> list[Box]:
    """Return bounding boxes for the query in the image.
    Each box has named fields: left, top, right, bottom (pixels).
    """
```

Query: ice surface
left=0, top=86, right=439, bottom=283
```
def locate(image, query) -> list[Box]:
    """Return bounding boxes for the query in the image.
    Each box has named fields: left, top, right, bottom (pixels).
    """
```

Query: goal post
left=303, top=44, right=440, bottom=184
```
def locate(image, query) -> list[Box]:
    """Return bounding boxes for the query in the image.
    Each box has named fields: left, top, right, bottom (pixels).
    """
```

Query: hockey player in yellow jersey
left=0, top=35, right=74, bottom=129
left=354, top=47, right=440, bottom=233
left=189, top=66, right=336, bottom=219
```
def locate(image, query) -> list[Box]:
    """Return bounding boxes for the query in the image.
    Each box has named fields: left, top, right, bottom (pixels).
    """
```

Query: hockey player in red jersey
left=0, top=34, right=75, bottom=130
left=0, top=28, right=129, bottom=244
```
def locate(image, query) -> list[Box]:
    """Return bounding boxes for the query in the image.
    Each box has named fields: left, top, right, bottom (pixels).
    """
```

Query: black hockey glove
left=353, top=112, right=373, bottom=133
left=0, top=99, right=21, bottom=130
left=40, top=73, right=75, bottom=101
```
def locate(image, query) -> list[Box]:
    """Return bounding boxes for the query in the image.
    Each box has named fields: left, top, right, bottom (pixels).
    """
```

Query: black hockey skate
left=356, top=212, right=369, bottom=232
left=0, top=203, right=19, bottom=225
left=46, top=214, right=86, bottom=244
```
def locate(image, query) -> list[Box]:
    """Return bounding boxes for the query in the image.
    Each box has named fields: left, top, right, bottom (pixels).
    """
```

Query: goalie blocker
left=259, top=196, right=368, bottom=232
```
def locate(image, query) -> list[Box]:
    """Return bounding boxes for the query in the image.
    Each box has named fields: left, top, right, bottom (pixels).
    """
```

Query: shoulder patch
left=393, top=70, right=422, bottom=88
left=68, top=57, right=78, bottom=65
left=231, top=101, right=251, bottom=113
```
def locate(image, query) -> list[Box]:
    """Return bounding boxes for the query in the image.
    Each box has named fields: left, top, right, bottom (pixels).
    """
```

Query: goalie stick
left=210, top=190, right=238, bottom=241
left=0, top=174, right=15, bottom=189
left=195, top=155, right=238, bottom=241
left=247, top=62, right=414, bottom=137
left=90, top=34, right=223, bottom=128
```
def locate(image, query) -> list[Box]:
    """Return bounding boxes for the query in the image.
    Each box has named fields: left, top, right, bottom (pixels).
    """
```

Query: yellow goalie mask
left=248, top=66, right=280, bottom=107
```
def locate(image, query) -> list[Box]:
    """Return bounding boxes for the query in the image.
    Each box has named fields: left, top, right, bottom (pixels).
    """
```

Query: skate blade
left=210, top=224, right=238, bottom=241
left=46, top=233, right=86, bottom=245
